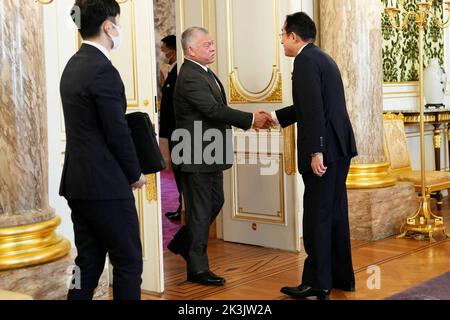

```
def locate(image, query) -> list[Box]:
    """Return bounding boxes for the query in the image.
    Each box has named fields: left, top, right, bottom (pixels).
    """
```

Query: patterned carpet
left=160, top=169, right=182, bottom=250
left=386, top=271, right=450, bottom=300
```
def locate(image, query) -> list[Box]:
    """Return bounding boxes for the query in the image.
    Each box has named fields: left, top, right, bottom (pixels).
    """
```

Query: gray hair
left=181, top=27, right=209, bottom=55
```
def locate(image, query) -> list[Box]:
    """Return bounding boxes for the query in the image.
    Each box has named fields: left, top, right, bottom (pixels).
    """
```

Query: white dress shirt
left=82, top=40, right=111, bottom=60
left=168, top=62, right=177, bottom=73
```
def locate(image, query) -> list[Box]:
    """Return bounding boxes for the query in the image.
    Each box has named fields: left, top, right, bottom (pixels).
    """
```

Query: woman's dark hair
left=285, top=12, right=316, bottom=42
left=161, top=35, right=177, bottom=51
left=72, top=0, right=121, bottom=39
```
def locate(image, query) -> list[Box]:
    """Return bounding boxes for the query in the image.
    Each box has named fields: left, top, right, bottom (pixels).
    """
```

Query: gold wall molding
left=146, top=174, right=158, bottom=202
left=229, top=67, right=283, bottom=103
left=232, top=153, right=286, bottom=224
left=0, top=216, right=71, bottom=271
left=283, top=125, right=296, bottom=175
left=226, top=0, right=283, bottom=104
left=347, top=162, right=397, bottom=189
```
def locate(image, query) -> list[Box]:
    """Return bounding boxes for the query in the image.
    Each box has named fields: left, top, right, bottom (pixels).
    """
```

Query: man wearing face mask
left=158, top=35, right=183, bottom=222
left=60, top=0, right=146, bottom=300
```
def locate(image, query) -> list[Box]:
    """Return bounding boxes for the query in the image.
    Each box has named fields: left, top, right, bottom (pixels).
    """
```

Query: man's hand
left=253, top=109, right=275, bottom=130
left=132, top=174, right=147, bottom=190
left=311, top=153, right=327, bottom=177
left=159, top=137, right=172, bottom=171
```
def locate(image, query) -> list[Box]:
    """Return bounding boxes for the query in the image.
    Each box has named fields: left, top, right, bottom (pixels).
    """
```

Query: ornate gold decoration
left=346, top=162, right=397, bottom=189
left=145, top=174, right=158, bottom=202
left=404, top=114, right=437, bottom=124
left=384, top=112, right=405, bottom=121
left=438, top=113, right=450, bottom=122
left=433, top=129, right=442, bottom=149
left=0, top=216, right=71, bottom=271
left=136, top=190, right=145, bottom=258
left=229, top=67, right=283, bottom=104
left=384, top=0, right=449, bottom=241
left=283, top=125, right=296, bottom=176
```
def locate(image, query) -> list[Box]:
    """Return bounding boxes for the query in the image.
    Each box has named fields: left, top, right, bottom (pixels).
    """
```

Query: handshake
left=252, top=110, right=277, bottom=130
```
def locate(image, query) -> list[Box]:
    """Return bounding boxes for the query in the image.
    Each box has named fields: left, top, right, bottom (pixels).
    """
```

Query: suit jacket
left=276, top=43, right=357, bottom=174
left=159, top=64, right=177, bottom=140
left=59, top=44, right=141, bottom=200
left=173, top=59, right=253, bottom=172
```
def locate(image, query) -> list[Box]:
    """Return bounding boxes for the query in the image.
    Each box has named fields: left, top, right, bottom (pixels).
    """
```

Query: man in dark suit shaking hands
left=274, top=12, right=358, bottom=300
left=168, top=27, right=273, bottom=286
left=60, top=0, right=146, bottom=300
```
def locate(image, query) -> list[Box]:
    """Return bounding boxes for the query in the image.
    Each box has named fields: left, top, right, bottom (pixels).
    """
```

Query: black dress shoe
left=280, top=284, right=330, bottom=300
left=167, top=211, right=181, bottom=222
left=167, top=241, right=189, bottom=261
left=187, top=270, right=225, bottom=286
left=165, top=210, right=181, bottom=221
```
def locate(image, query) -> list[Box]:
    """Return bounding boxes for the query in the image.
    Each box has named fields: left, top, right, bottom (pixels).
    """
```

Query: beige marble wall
left=153, top=0, right=176, bottom=100
left=0, top=0, right=54, bottom=227
left=319, top=0, right=386, bottom=164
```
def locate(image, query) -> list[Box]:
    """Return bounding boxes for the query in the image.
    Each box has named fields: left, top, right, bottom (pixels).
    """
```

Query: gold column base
left=397, top=196, right=449, bottom=242
left=0, top=216, right=71, bottom=271
left=346, top=162, right=397, bottom=189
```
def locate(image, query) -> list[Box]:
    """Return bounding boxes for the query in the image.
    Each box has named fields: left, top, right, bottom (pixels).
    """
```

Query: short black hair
left=161, top=35, right=177, bottom=51
left=72, top=0, right=121, bottom=39
left=285, top=12, right=316, bottom=42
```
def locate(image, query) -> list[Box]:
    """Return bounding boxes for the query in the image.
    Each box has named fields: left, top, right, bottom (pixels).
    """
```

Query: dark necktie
left=207, top=68, right=216, bottom=81
left=206, top=68, right=225, bottom=102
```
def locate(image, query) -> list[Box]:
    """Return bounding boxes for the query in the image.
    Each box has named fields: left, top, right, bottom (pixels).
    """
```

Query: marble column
left=319, top=0, right=395, bottom=188
left=319, top=0, right=417, bottom=240
left=153, top=0, right=176, bottom=100
left=0, top=0, right=70, bottom=269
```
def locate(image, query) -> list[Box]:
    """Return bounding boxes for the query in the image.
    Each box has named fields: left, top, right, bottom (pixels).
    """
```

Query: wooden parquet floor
left=142, top=199, right=450, bottom=300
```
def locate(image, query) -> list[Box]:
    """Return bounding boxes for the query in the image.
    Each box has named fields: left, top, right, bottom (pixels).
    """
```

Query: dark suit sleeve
left=159, top=70, right=176, bottom=139
left=159, top=89, right=174, bottom=139
left=91, top=64, right=142, bottom=184
left=275, top=105, right=297, bottom=128
left=182, top=76, right=253, bottom=130
left=294, top=56, right=326, bottom=154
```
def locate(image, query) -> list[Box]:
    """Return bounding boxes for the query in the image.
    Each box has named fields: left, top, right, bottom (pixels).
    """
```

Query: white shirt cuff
left=271, top=111, right=280, bottom=125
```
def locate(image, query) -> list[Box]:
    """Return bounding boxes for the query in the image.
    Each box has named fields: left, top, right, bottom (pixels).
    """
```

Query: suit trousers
left=67, top=199, right=143, bottom=300
left=169, top=140, right=183, bottom=211
left=171, top=171, right=224, bottom=274
left=301, top=157, right=355, bottom=290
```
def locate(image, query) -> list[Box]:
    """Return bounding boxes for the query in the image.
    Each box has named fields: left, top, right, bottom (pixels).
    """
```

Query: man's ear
left=187, top=47, right=195, bottom=57
left=102, top=20, right=112, bottom=35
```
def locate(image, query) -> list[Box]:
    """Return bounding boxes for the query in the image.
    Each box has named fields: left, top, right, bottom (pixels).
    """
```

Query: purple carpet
left=386, top=271, right=450, bottom=300
left=160, top=169, right=182, bottom=250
